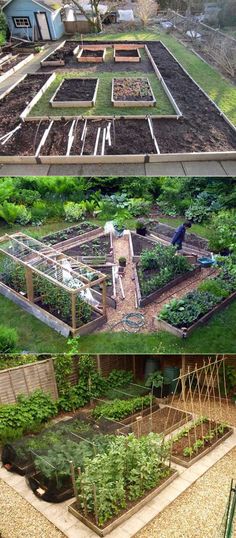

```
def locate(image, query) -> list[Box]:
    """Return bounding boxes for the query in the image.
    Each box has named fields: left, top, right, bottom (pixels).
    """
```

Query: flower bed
left=156, top=267, right=236, bottom=337
left=134, top=243, right=199, bottom=307
left=112, top=78, right=156, bottom=108
left=170, top=417, right=233, bottom=467
left=50, top=78, right=99, bottom=108
left=77, top=47, right=106, bottom=63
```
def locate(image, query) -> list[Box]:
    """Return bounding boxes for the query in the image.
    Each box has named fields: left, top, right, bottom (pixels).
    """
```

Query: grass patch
left=158, top=216, right=211, bottom=239
left=85, top=29, right=236, bottom=125
left=0, top=220, right=79, bottom=238
left=31, top=63, right=174, bottom=117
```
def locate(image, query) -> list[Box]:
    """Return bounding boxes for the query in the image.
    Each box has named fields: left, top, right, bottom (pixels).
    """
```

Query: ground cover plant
left=171, top=417, right=230, bottom=462
left=137, top=243, right=193, bottom=297
left=113, top=78, right=154, bottom=102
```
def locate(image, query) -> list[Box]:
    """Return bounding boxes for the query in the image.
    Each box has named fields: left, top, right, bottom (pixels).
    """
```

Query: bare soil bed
left=106, top=119, right=156, bottom=155
left=148, top=221, right=209, bottom=251
left=81, top=49, right=104, bottom=58
left=53, top=78, right=97, bottom=102
left=42, top=222, right=99, bottom=245
left=64, top=234, right=111, bottom=259
left=44, top=41, right=78, bottom=63
left=131, top=233, right=158, bottom=256
left=113, top=78, right=153, bottom=102
left=0, top=54, right=30, bottom=73
left=0, top=120, right=50, bottom=156
left=116, top=50, right=140, bottom=58
left=39, top=119, right=74, bottom=156
left=119, top=406, right=191, bottom=437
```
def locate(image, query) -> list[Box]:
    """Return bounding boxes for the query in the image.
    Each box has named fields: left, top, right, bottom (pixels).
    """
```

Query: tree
left=0, top=9, right=7, bottom=44
left=136, top=0, right=157, bottom=27
left=64, top=0, right=114, bottom=33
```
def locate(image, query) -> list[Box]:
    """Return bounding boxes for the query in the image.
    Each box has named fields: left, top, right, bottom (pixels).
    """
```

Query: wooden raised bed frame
left=111, top=77, right=156, bottom=108
left=171, top=427, right=233, bottom=468
left=50, top=78, right=100, bottom=108
left=40, top=41, right=66, bottom=67
left=117, top=405, right=193, bottom=437
left=68, top=469, right=178, bottom=537
left=43, top=225, right=104, bottom=250
left=0, top=53, right=34, bottom=85
left=77, top=46, right=106, bottom=63
left=114, top=45, right=141, bottom=63
left=155, top=290, right=236, bottom=338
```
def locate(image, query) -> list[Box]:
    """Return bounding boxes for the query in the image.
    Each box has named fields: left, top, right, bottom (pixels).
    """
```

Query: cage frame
left=0, top=232, right=108, bottom=336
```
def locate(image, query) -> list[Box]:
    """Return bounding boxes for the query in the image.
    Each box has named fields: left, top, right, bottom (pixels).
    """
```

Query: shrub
left=198, top=278, right=229, bottom=299
left=208, top=210, right=236, bottom=253
left=15, top=206, right=31, bottom=226
left=64, top=202, right=85, bottom=222
left=185, top=192, right=222, bottom=223
left=0, top=326, right=18, bottom=353
left=0, top=202, right=29, bottom=225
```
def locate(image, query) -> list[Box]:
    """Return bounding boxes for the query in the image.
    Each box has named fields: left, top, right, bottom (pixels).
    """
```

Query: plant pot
left=136, top=228, right=147, bottom=236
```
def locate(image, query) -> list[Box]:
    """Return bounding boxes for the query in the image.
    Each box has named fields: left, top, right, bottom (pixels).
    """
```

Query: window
left=13, top=17, right=31, bottom=28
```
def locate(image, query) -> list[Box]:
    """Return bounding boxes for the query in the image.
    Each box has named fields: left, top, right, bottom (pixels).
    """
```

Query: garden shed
left=2, top=0, right=65, bottom=41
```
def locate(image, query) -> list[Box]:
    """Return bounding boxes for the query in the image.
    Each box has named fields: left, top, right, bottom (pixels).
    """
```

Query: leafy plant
left=145, top=370, right=171, bottom=389
left=92, top=395, right=153, bottom=421
left=0, top=326, right=18, bottom=353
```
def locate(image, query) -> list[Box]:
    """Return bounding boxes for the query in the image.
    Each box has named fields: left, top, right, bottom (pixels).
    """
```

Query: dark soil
left=39, top=119, right=74, bottom=156
left=70, top=120, right=88, bottom=155
left=106, top=119, right=156, bottom=155
left=81, top=49, right=104, bottom=58
left=0, top=73, right=52, bottom=139
left=120, top=407, right=191, bottom=436
left=44, top=41, right=78, bottom=63
left=65, top=235, right=111, bottom=258
left=0, top=120, right=49, bottom=156
left=172, top=420, right=231, bottom=462
left=54, top=78, right=97, bottom=102
left=27, top=472, right=73, bottom=503
left=93, top=266, right=113, bottom=296
left=42, top=223, right=99, bottom=245
left=78, top=119, right=109, bottom=156
left=147, top=221, right=209, bottom=251
left=113, top=78, right=153, bottom=102
left=115, top=49, right=139, bottom=57
left=131, top=232, right=158, bottom=256
left=0, top=54, right=30, bottom=73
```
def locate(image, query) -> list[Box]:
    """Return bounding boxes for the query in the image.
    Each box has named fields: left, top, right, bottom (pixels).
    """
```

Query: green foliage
left=219, top=365, right=236, bottom=395
left=0, top=10, right=7, bottom=43
left=185, top=192, right=222, bottom=223
left=0, top=354, right=37, bottom=370
left=198, top=278, right=229, bottom=299
left=64, top=202, right=86, bottom=221
left=0, top=202, right=31, bottom=225
left=208, top=210, right=236, bottom=253
left=0, top=390, right=58, bottom=443
left=145, top=370, right=171, bottom=389
left=0, top=260, right=26, bottom=294
left=77, top=433, right=170, bottom=526
left=0, top=326, right=18, bottom=353
left=138, top=244, right=192, bottom=297
left=92, top=395, right=153, bottom=421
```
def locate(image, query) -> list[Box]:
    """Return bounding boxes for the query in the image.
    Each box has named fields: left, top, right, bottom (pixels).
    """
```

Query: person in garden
left=171, top=221, right=192, bottom=251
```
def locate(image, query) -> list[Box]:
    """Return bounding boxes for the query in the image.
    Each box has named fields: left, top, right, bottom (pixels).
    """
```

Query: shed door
left=35, top=12, right=51, bottom=40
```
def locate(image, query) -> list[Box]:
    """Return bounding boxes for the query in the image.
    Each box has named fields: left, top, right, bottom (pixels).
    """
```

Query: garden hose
left=108, top=312, right=145, bottom=333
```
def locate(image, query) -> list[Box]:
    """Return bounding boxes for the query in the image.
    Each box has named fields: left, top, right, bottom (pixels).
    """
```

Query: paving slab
left=182, top=160, right=227, bottom=176
left=81, top=163, right=146, bottom=176
left=48, top=164, right=84, bottom=176
left=145, top=162, right=185, bottom=176
left=220, top=160, right=236, bottom=176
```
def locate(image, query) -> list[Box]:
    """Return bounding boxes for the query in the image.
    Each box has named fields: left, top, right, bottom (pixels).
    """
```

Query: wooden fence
left=0, top=358, right=58, bottom=404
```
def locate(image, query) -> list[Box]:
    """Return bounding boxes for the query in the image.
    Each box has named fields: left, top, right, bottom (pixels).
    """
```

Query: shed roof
left=2, top=0, right=63, bottom=12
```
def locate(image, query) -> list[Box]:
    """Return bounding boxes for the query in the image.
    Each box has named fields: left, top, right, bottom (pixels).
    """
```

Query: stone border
left=111, top=77, right=156, bottom=108
left=155, top=290, right=236, bottom=337
left=0, top=281, right=107, bottom=337
left=134, top=263, right=201, bottom=308
left=68, top=469, right=179, bottom=537
left=50, top=78, right=100, bottom=108
left=171, top=427, right=234, bottom=467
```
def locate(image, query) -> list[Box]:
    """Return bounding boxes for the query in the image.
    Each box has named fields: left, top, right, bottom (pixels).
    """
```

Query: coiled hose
left=108, top=312, right=145, bottom=333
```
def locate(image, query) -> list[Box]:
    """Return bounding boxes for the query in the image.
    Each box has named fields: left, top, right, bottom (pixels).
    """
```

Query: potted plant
left=136, top=219, right=147, bottom=236
left=145, top=370, right=171, bottom=398
left=113, top=219, right=125, bottom=238
left=119, top=257, right=126, bottom=268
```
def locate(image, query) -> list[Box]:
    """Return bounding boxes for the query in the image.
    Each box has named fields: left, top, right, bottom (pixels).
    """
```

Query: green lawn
left=0, top=293, right=234, bottom=353
left=85, top=28, right=236, bottom=125
left=158, top=216, right=210, bottom=239
left=31, top=48, right=174, bottom=117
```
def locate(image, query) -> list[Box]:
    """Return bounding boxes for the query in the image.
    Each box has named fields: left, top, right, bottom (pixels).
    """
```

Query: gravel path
left=136, top=447, right=236, bottom=538
left=0, top=479, right=66, bottom=538
left=99, top=234, right=215, bottom=333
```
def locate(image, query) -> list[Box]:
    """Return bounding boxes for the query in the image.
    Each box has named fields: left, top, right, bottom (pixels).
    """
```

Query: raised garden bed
left=42, top=222, right=102, bottom=247
left=77, top=47, right=106, bottom=63
left=92, top=265, right=117, bottom=309
left=128, top=231, right=159, bottom=262
left=68, top=468, right=178, bottom=536
left=148, top=221, right=210, bottom=256
left=40, top=40, right=78, bottom=67
left=114, top=47, right=141, bottom=63
left=156, top=289, right=236, bottom=338
left=50, top=78, right=99, bottom=108
left=112, top=77, right=156, bottom=108
left=0, top=53, right=34, bottom=84
left=117, top=405, right=192, bottom=437
left=171, top=418, right=233, bottom=467
left=63, top=233, right=114, bottom=264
